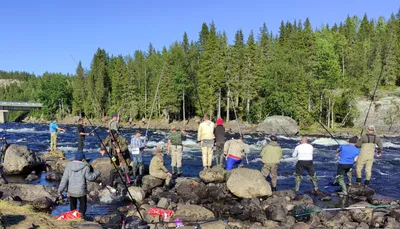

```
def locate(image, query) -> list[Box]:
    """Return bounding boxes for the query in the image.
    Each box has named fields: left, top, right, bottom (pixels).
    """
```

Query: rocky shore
left=1, top=145, right=400, bottom=228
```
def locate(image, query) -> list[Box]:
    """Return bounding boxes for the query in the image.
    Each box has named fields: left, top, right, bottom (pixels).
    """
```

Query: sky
left=0, top=0, right=399, bottom=76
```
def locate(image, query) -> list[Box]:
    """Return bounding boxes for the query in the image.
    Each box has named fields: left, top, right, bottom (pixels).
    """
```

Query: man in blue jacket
left=58, top=151, right=100, bottom=218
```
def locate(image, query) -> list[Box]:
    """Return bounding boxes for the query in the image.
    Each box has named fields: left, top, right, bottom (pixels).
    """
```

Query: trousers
left=171, top=145, right=183, bottom=167
left=50, top=132, right=58, bottom=152
left=356, top=158, right=374, bottom=180
left=70, top=195, right=87, bottom=216
left=261, top=163, right=278, bottom=187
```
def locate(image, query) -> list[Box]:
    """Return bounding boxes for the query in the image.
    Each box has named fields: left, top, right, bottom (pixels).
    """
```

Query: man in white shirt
left=292, top=137, right=318, bottom=192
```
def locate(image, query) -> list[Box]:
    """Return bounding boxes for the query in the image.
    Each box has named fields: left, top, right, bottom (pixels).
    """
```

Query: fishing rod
left=274, top=118, right=290, bottom=136
left=294, top=204, right=390, bottom=217
left=70, top=57, right=144, bottom=221
left=360, top=33, right=394, bottom=136
left=145, top=62, right=166, bottom=138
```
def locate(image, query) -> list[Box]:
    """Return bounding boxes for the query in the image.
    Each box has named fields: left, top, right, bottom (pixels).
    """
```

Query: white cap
left=368, top=125, right=375, bottom=131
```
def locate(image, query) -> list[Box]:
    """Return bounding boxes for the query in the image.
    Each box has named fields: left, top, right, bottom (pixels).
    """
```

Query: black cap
left=349, top=136, right=358, bottom=144
left=270, top=135, right=277, bottom=141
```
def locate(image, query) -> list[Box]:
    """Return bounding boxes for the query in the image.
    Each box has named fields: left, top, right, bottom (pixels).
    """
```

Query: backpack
left=169, top=131, right=182, bottom=145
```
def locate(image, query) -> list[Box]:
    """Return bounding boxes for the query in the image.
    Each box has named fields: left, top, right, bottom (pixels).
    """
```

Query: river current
left=0, top=122, right=399, bottom=218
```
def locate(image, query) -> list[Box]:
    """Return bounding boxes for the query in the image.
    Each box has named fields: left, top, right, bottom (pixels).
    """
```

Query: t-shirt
left=292, top=143, right=314, bottom=161
left=78, top=124, right=85, bottom=139
left=50, top=122, right=58, bottom=133
left=338, top=144, right=360, bottom=164
left=169, top=131, right=183, bottom=145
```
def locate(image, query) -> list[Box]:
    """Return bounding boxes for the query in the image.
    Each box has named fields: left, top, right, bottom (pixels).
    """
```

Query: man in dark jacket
left=214, top=118, right=226, bottom=167
left=58, top=151, right=100, bottom=217
left=77, top=118, right=93, bottom=151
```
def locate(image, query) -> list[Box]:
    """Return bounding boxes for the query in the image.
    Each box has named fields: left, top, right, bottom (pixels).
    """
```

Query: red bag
left=56, top=210, right=82, bottom=220
left=148, top=208, right=174, bottom=220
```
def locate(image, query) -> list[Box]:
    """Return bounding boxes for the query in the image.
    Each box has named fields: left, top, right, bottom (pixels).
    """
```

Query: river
left=0, top=122, right=399, bottom=218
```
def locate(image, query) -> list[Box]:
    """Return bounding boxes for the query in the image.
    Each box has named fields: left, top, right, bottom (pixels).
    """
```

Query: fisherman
left=224, top=133, right=250, bottom=171
left=77, top=118, right=93, bottom=151
left=335, top=136, right=360, bottom=195
left=109, top=113, right=119, bottom=133
left=129, top=117, right=133, bottom=126
left=0, top=137, right=8, bottom=163
left=197, top=114, right=215, bottom=170
left=355, top=125, right=383, bottom=186
left=292, top=137, right=318, bottom=192
left=260, top=135, right=283, bottom=192
left=100, top=130, right=131, bottom=186
left=149, top=146, right=173, bottom=190
left=58, top=151, right=101, bottom=218
left=49, top=118, right=66, bottom=153
left=129, top=130, right=146, bottom=180
left=214, top=118, right=226, bottom=167
left=167, top=126, right=187, bottom=176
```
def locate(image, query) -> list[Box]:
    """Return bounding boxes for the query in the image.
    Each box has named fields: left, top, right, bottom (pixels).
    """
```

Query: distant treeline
left=1, top=12, right=400, bottom=127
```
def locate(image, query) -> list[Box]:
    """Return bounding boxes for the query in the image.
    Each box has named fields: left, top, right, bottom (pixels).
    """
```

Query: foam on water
left=383, top=142, right=400, bottom=148
left=311, top=138, right=348, bottom=146
left=0, top=127, right=47, bottom=133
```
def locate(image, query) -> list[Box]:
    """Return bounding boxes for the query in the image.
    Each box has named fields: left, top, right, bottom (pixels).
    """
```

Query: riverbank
left=22, top=115, right=400, bottom=138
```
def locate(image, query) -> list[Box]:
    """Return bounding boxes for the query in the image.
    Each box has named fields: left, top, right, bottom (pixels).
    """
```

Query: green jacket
left=150, top=153, right=168, bottom=175
left=101, top=135, right=129, bottom=156
left=260, top=141, right=283, bottom=164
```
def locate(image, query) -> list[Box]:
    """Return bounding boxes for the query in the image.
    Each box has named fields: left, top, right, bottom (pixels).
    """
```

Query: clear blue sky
left=0, top=0, right=398, bottom=76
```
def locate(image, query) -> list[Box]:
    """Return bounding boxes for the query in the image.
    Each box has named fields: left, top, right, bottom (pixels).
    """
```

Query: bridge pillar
left=0, top=110, right=8, bottom=123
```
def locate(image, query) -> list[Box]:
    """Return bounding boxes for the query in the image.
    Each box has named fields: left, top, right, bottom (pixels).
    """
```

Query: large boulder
left=174, top=204, right=215, bottom=221
left=40, top=150, right=66, bottom=171
left=176, top=180, right=208, bottom=204
left=91, top=158, right=113, bottom=182
left=199, top=167, right=226, bottom=183
left=142, top=175, right=164, bottom=191
left=256, top=115, right=299, bottom=135
left=227, top=168, right=272, bottom=198
left=126, top=186, right=146, bottom=203
left=349, top=202, right=373, bottom=224
left=0, top=184, right=58, bottom=202
left=3, top=144, right=43, bottom=175
left=32, top=197, right=54, bottom=210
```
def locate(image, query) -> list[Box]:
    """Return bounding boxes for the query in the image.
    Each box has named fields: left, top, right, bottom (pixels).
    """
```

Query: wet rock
left=142, top=175, right=164, bottom=191
left=45, top=172, right=61, bottom=181
left=227, top=168, right=272, bottom=198
left=390, top=209, right=400, bottom=222
left=201, top=220, right=228, bottom=229
left=342, top=221, right=359, bottom=229
left=261, top=195, right=287, bottom=210
left=291, top=222, right=310, bottom=229
left=94, top=214, right=122, bottom=229
left=256, top=115, right=299, bottom=135
left=348, top=184, right=375, bottom=198
left=238, top=198, right=268, bottom=225
left=323, top=211, right=351, bottom=228
left=157, top=197, right=169, bottom=209
left=99, top=186, right=118, bottom=203
left=91, top=158, right=112, bottom=183
left=385, top=217, right=400, bottom=229
left=266, top=203, right=287, bottom=222
left=0, top=183, right=57, bottom=202
left=368, top=194, right=395, bottom=205
left=199, top=167, right=226, bottom=183
left=273, top=189, right=296, bottom=200
left=292, top=194, right=314, bottom=206
left=54, top=159, right=71, bottom=173
left=75, top=222, right=103, bottom=229
left=174, top=204, right=215, bottom=221
left=227, top=218, right=252, bottom=228
left=207, top=184, right=231, bottom=202
left=32, top=197, right=53, bottom=210
left=349, top=201, right=373, bottom=224
left=25, top=172, right=39, bottom=181
left=356, top=222, right=369, bottom=229
left=0, top=172, right=8, bottom=184
left=3, top=144, right=42, bottom=175
left=281, top=215, right=296, bottom=228
left=371, top=210, right=389, bottom=228
left=126, top=186, right=145, bottom=203
left=176, top=180, right=208, bottom=204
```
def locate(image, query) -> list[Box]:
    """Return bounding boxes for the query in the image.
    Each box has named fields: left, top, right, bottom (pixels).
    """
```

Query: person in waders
left=167, top=127, right=187, bottom=176
left=197, top=114, right=215, bottom=170
left=292, top=137, right=319, bottom=192
left=109, top=113, right=119, bottom=133
left=49, top=118, right=66, bottom=153
left=0, top=137, right=9, bottom=163
left=214, top=118, right=226, bottom=168
left=129, top=130, right=146, bottom=181
left=100, top=130, right=131, bottom=187
left=150, top=146, right=173, bottom=190
left=260, top=135, right=282, bottom=192
left=224, top=133, right=250, bottom=171
left=58, top=151, right=100, bottom=218
left=335, top=136, right=360, bottom=196
left=355, top=125, right=383, bottom=187
left=77, top=118, right=93, bottom=151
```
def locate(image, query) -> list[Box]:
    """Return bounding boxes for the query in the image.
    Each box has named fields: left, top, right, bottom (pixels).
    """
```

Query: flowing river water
left=0, top=122, right=399, bottom=218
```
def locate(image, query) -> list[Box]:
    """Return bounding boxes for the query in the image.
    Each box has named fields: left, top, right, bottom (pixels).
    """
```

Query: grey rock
left=174, top=204, right=215, bottom=222
left=227, top=168, right=272, bottom=198
left=349, top=201, right=373, bottom=224
left=142, top=175, right=164, bottom=191
left=385, top=217, right=400, bottom=229
left=3, top=144, right=42, bottom=175
left=32, top=197, right=53, bottom=210
left=25, top=172, right=39, bottom=181
left=94, top=214, right=122, bottom=229
left=91, top=158, right=113, bottom=182
left=0, top=183, right=57, bottom=202
left=45, top=172, right=61, bottom=181
left=256, top=115, right=299, bottom=135
left=126, top=186, right=146, bottom=203
left=199, top=166, right=226, bottom=183
left=157, top=197, right=169, bottom=209
left=266, top=203, right=287, bottom=222
left=291, top=223, right=310, bottom=229
left=356, top=222, right=369, bottom=229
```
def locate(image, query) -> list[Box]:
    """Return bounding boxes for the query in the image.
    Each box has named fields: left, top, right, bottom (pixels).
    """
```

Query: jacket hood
left=69, top=161, right=87, bottom=172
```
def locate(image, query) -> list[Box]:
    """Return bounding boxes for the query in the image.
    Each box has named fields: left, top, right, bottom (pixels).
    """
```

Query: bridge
left=0, top=101, right=43, bottom=123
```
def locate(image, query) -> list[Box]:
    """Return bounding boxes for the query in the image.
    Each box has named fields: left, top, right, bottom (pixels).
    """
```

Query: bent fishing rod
left=70, top=57, right=144, bottom=221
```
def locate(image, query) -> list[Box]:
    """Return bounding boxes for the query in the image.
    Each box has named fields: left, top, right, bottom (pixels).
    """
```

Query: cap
left=269, top=135, right=278, bottom=141
left=349, top=136, right=358, bottom=144
left=112, top=113, right=118, bottom=118
left=74, top=151, right=86, bottom=161
left=171, top=125, right=177, bottom=131
left=216, top=118, right=224, bottom=126
left=368, top=125, right=375, bottom=131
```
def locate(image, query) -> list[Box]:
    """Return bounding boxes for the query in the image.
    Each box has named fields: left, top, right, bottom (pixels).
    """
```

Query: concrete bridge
left=0, top=101, right=43, bottom=123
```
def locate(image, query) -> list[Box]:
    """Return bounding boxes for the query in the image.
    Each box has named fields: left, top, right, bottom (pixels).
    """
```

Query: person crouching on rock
left=292, top=137, right=318, bottom=192
left=150, top=146, right=173, bottom=190
left=224, top=133, right=250, bottom=171
left=335, top=136, right=360, bottom=196
left=260, top=135, right=282, bottom=192
left=58, top=151, right=101, bottom=218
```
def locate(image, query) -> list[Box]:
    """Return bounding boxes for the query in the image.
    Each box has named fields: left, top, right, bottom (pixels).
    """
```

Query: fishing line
left=274, top=118, right=289, bottom=136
